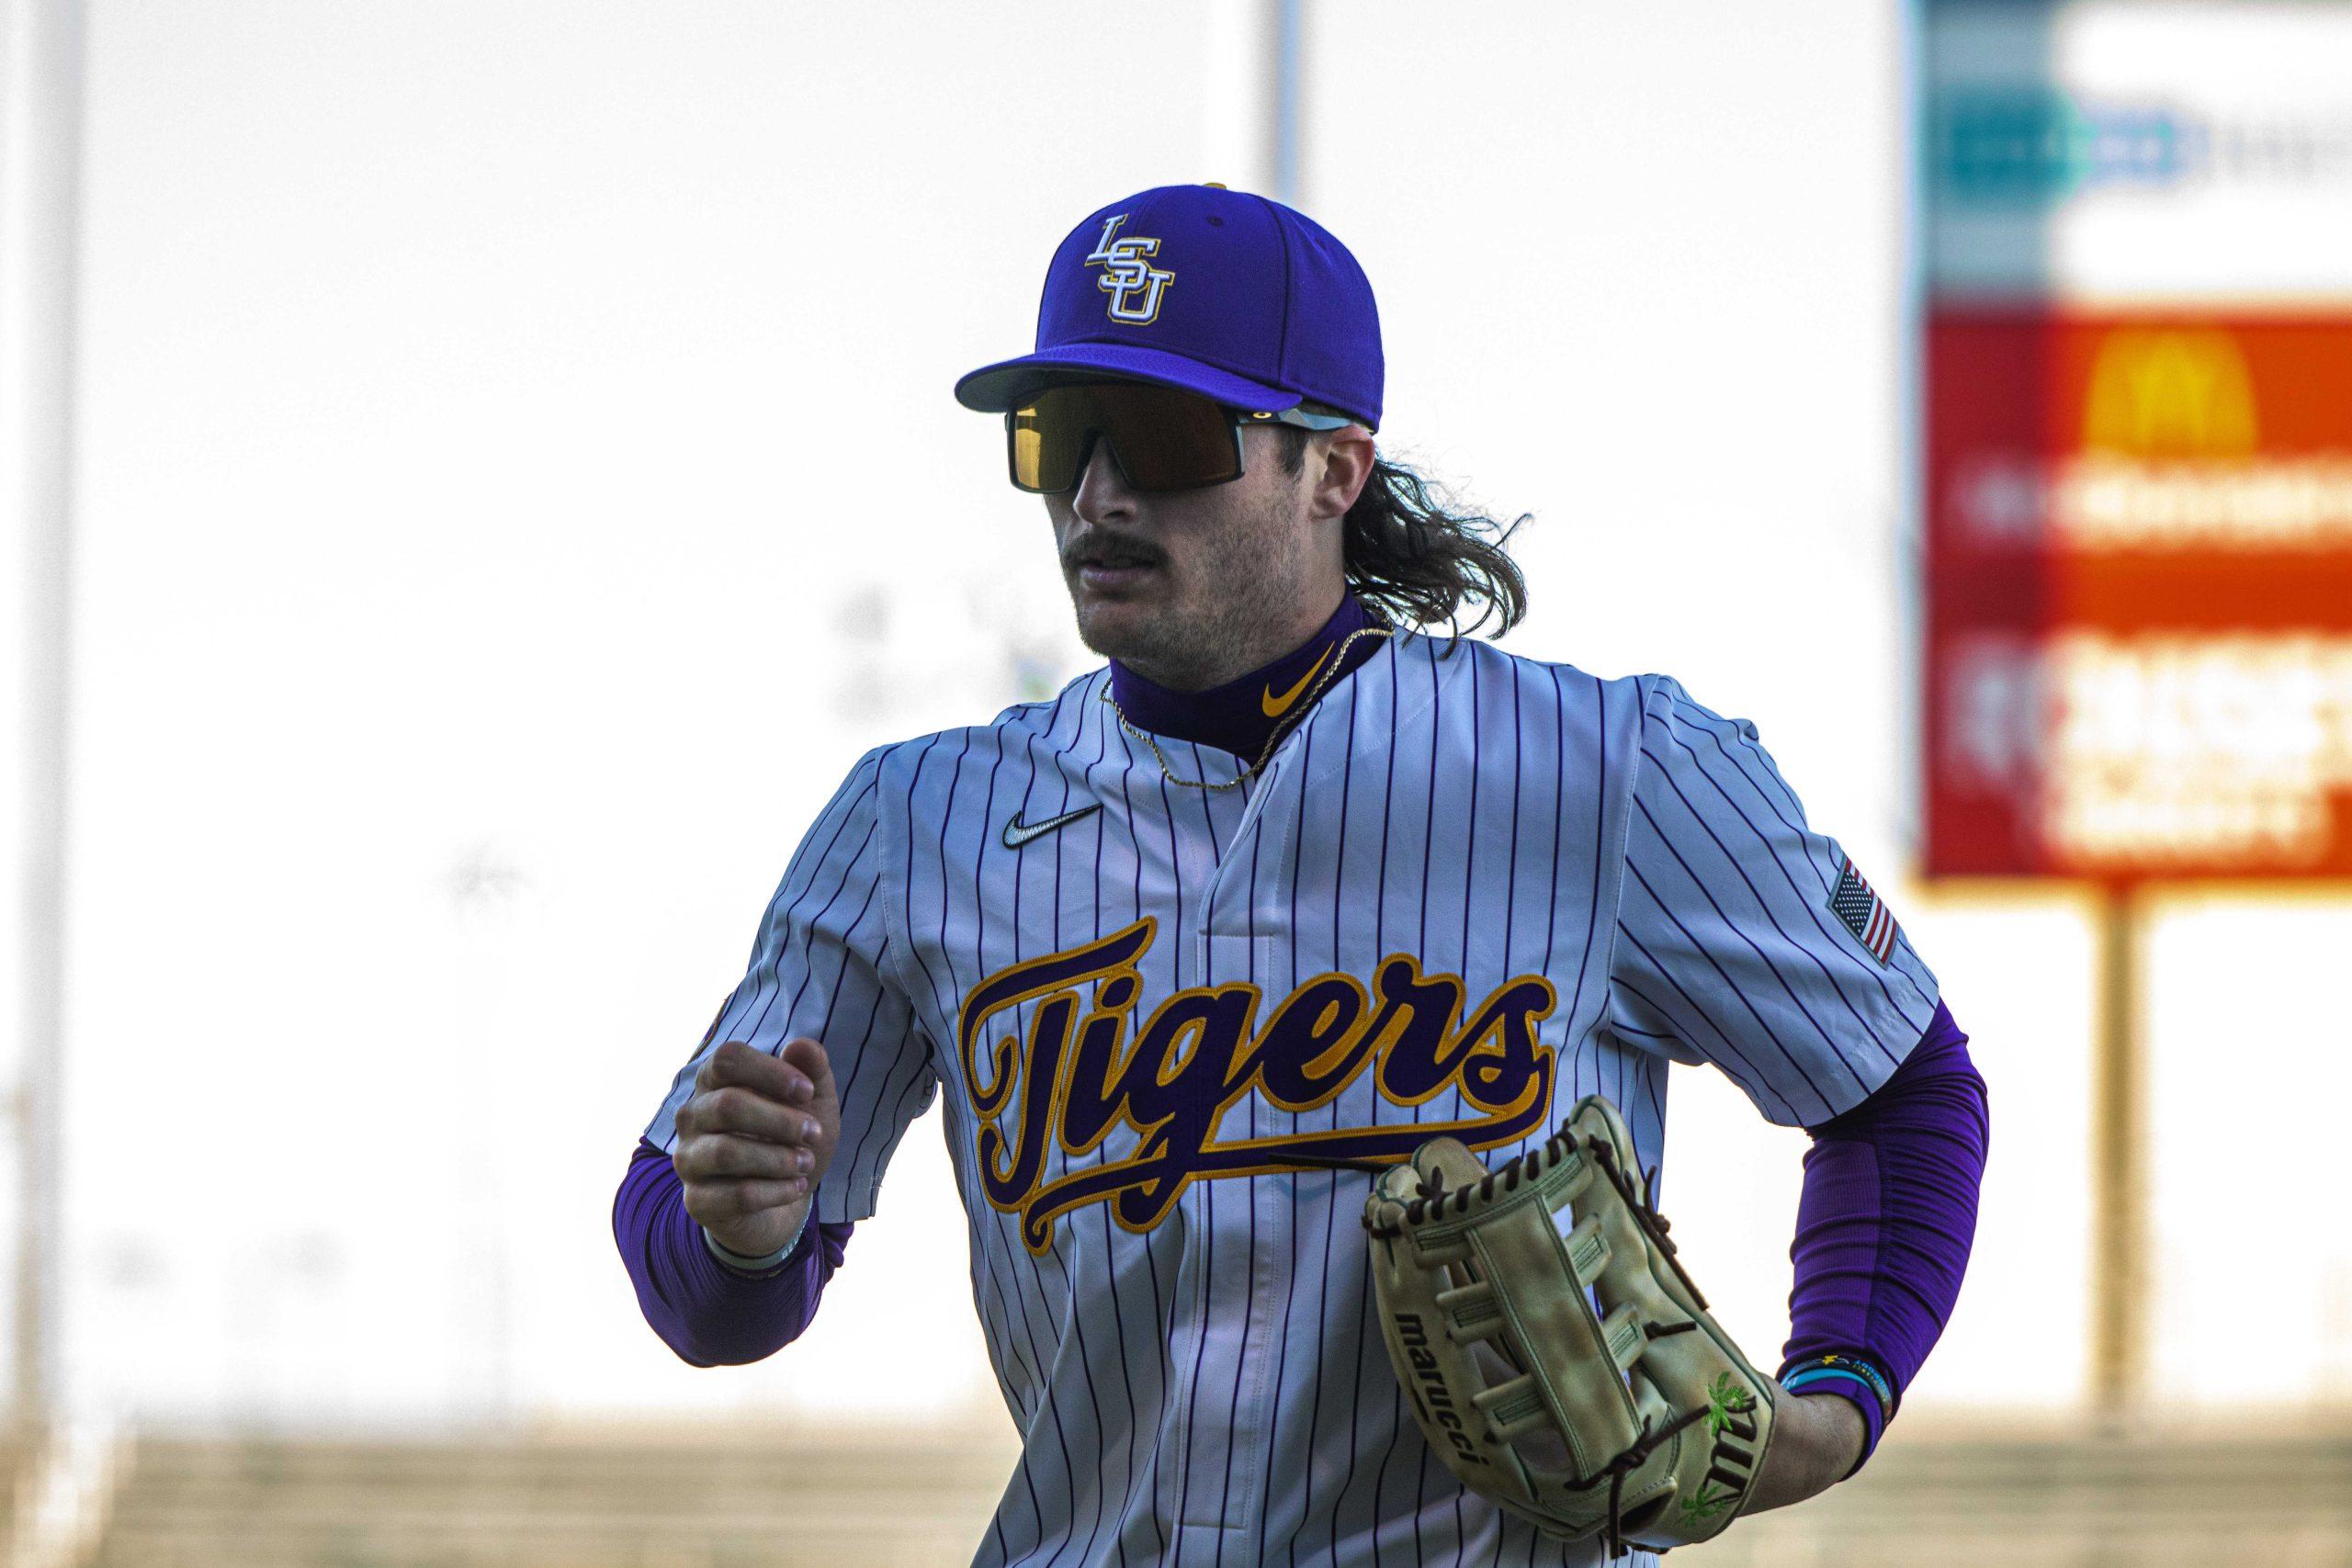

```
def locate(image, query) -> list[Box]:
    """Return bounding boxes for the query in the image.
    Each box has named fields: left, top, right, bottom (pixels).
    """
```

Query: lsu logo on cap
left=1085, top=215, right=1174, bottom=325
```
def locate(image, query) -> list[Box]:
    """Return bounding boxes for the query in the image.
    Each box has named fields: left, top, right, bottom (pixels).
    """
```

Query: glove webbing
left=1578, top=1131, right=1710, bottom=1314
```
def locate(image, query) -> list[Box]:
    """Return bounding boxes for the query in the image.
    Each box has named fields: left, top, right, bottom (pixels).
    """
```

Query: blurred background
left=1, top=0, right=2346, bottom=1563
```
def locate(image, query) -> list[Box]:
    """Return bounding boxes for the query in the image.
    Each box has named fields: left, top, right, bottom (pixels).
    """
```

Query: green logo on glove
left=1679, top=1480, right=1740, bottom=1521
left=1702, top=1371, right=1757, bottom=1435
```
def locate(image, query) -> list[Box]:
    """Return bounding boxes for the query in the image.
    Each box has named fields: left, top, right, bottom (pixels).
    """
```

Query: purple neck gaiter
left=1107, top=591, right=1381, bottom=760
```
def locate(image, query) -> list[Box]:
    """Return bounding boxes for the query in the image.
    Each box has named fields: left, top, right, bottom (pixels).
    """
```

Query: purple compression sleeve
left=613, top=1137, right=854, bottom=1367
left=1778, top=999, right=1989, bottom=1472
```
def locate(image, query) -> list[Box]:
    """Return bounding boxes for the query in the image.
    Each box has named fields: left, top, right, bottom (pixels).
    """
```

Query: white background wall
left=2, top=0, right=2344, bottom=1432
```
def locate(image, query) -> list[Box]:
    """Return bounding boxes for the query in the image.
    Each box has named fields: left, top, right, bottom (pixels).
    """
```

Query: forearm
left=1779, top=1000, right=1991, bottom=1475
left=1747, top=1386, right=1867, bottom=1514
left=612, top=1137, right=854, bottom=1367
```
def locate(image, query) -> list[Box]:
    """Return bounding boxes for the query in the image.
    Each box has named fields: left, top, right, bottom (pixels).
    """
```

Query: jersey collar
left=1106, top=592, right=1380, bottom=760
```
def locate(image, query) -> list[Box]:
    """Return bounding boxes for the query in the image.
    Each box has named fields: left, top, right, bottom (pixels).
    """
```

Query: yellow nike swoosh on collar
left=1261, top=647, right=1334, bottom=717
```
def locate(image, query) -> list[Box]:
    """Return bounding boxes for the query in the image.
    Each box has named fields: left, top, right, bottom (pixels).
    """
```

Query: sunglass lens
left=1092, top=384, right=1241, bottom=491
left=1010, top=397, right=1091, bottom=493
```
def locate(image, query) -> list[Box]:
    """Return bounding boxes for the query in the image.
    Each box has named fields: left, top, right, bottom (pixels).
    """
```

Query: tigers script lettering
left=956, top=917, right=1557, bottom=1253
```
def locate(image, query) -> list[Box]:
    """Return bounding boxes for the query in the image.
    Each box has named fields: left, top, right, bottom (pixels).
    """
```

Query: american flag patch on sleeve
left=1828, top=853, right=1899, bottom=966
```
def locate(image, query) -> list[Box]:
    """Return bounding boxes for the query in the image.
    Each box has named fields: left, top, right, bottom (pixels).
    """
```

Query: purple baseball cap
left=956, top=183, right=1383, bottom=430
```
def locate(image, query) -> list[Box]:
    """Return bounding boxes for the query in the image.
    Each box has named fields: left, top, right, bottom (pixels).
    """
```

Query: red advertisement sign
left=1924, top=310, right=2352, bottom=880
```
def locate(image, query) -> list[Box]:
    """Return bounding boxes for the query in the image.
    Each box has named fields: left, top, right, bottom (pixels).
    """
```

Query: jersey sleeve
left=641, top=747, right=937, bottom=1223
left=1604, top=674, right=1941, bottom=1127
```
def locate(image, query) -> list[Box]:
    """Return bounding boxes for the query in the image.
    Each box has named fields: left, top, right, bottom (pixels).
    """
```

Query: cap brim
left=955, top=343, right=1306, bottom=415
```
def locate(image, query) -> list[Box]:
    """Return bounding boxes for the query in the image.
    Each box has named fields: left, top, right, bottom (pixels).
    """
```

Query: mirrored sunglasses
left=1006, top=382, right=1357, bottom=494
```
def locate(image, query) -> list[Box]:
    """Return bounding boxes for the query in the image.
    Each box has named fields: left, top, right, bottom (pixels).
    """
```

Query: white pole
left=0, top=0, right=85, bottom=1441
left=1270, top=0, right=1302, bottom=208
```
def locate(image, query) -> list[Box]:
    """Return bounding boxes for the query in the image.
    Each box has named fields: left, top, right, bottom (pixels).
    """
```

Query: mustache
left=1063, top=531, right=1168, bottom=570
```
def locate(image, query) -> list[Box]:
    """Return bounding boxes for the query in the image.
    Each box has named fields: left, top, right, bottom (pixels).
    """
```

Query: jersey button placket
left=1178, top=755, right=1296, bottom=1547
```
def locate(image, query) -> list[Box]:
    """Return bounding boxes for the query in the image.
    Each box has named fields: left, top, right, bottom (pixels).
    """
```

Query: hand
left=1744, top=1389, right=1868, bottom=1515
left=671, top=1037, right=841, bottom=1260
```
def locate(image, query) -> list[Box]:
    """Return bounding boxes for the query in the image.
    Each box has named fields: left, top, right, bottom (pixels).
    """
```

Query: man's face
left=1045, top=413, right=1321, bottom=687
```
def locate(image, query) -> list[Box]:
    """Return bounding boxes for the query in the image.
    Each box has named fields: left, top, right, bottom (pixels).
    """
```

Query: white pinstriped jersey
left=642, top=628, right=1942, bottom=1568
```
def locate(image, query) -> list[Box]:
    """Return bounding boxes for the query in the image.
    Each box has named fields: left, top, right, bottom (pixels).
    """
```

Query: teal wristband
left=1781, top=1353, right=1894, bottom=1418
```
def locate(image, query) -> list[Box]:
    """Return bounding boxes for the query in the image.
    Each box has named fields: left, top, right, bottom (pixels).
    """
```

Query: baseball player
left=615, top=184, right=1990, bottom=1567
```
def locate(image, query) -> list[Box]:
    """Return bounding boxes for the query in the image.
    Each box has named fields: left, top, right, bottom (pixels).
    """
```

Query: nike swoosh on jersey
left=1261, top=648, right=1333, bottom=717
left=1001, top=803, right=1103, bottom=849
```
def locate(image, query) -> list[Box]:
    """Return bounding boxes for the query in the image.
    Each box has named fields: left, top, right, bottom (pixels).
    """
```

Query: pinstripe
left=959, top=728, right=1044, bottom=1429
left=710, top=774, right=878, bottom=1068
left=1209, top=783, right=1270, bottom=1567
left=1653, top=718, right=1935, bottom=1037
left=1358, top=637, right=1422, bottom=1562
left=1661, top=688, right=1817, bottom=871
left=1426, top=647, right=1494, bottom=1556
left=973, top=732, right=1055, bottom=1551
left=1326, top=639, right=1392, bottom=1561
left=1070, top=696, right=1149, bottom=1568
left=1570, top=673, right=1604, bottom=1045
left=1106, top=706, right=1177, bottom=1566
left=1211, top=765, right=1261, bottom=1567
left=909, top=729, right=973, bottom=1046
left=1630, top=791, right=1871, bottom=1100
left=1142, top=735, right=1189, bottom=1556
left=1408, top=636, right=1454, bottom=1558
left=1040, top=711, right=1118, bottom=1568
left=1202, top=749, right=1270, bottom=1552
left=1561, top=677, right=1618, bottom=1142
left=840, top=759, right=943, bottom=1190
left=1286, top=669, right=1360, bottom=1566
left=1503, top=658, right=1523, bottom=974
left=1636, top=1063, right=1666, bottom=1154
left=753, top=756, right=881, bottom=958
left=1174, top=741, right=1222, bottom=1549
left=1612, top=947, right=1797, bottom=1121
left=1641, top=736, right=1907, bottom=1067
left=1259, top=728, right=1311, bottom=1566
left=824, top=885, right=900, bottom=1173
left=774, top=834, right=874, bottom=1014
left=1002, top=712, right=1087, bottom=1566
left=1618, top=855, right=1835, bottom=1115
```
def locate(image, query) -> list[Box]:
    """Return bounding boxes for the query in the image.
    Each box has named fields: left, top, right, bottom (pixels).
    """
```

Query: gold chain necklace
left=1101, top=625, right=1395, bottom=792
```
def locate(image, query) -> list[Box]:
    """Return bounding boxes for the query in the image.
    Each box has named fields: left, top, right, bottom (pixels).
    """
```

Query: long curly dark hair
left=1276, top=407, right=1530, bottom=641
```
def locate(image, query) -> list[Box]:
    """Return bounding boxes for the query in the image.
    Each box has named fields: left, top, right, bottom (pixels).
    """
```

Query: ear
left=1308, top=425, right=1377, bottom=523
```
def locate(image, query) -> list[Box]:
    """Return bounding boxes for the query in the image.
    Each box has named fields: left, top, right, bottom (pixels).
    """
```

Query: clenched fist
left=671, top=1037, right=841, bottom=1261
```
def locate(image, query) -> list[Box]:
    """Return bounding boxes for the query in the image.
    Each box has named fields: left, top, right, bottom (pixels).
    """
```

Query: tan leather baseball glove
left=1363, top=1094, right=1778, bottom=1557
